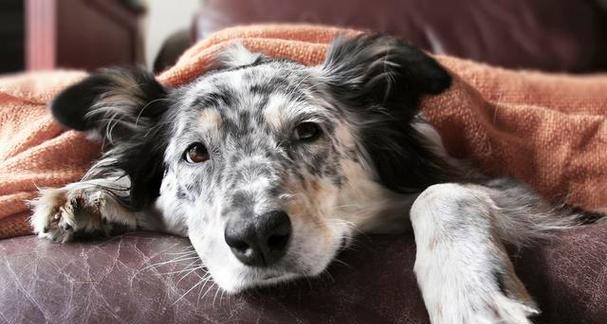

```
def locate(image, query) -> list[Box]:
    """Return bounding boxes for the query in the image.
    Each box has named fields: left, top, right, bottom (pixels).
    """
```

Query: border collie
left=30, top=34, right=596, bottom=324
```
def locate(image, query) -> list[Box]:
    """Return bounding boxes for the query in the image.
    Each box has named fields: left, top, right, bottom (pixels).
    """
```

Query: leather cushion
left=1, top=225, right=606, bottom=323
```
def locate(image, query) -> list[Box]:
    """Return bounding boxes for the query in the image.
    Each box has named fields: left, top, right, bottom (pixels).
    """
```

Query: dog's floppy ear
left=51, top=67, right=167, bottom=142
left=51, top=68, right=170, bottom=210
left=321, top=35, right=453, bottom=193
left=321, top=34, right=451, bottom=118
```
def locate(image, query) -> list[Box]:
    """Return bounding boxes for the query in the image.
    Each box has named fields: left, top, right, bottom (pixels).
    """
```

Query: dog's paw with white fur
left=30, top=187, right=109, bottom=242
left=417, top=262, right=539, bottom=324
left=430, top=291, right=538, bottom=324
left=473, top=293, right=539, bottom=324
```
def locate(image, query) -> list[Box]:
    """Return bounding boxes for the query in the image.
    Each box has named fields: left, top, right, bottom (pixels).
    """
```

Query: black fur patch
left=51, top=68, right=166, bottom=135
left=321, top=34, right=453, bottom=193
left=493, top=268, right=508, bottom=296
left=51, top=67, right=170, bottom=210
left=570, top=207, right=606, bottom=224
left=51, top=74, right=113, bottom=131
left=110, top=122, right=170, bottom=210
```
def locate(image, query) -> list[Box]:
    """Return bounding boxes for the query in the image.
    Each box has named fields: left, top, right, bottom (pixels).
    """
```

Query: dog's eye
left=184, top=143, right=209, bottom=164
left=293, top=122, right=322, bottom=142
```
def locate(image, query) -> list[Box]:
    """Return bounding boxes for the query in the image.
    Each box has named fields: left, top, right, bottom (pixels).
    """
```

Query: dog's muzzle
left=224, top=210, right=292, bottom=267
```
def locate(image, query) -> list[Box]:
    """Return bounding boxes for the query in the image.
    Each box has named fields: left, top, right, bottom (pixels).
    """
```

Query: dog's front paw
left=425, top=291, right=539, bottom=324
left=419, top=267, right=539, bottom=324
left=470, top=292, right=539, bottom=324
left=30, top=187, right=106, bottom=242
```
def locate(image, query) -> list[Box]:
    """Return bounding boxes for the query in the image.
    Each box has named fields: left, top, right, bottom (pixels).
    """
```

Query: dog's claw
left=30, top=187, right=111, bottom=243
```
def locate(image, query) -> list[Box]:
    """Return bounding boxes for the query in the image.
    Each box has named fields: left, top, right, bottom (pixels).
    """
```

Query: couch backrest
left=194, top=0, right=607, bottom=73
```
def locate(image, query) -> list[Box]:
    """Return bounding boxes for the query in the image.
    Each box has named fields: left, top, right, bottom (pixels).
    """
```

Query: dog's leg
left=410, top=182, right=545, bottom=324
left=30, top=176, right=158, bottom=242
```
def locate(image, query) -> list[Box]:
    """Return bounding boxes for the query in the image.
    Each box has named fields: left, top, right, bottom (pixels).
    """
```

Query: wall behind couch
left=144, top=0, right=200, bottom=68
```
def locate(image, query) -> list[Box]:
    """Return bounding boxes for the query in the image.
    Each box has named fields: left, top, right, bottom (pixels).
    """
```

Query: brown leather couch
left=2, top=1, right=607, bottom=323
left=194, top=0, right=607, bottom=73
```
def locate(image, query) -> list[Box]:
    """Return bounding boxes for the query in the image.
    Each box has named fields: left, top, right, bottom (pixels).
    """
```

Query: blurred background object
left=1, top=0, right=605, bottom=74
left=145, top=0, right=198, bottom=72
left=144, top=0, right=197, bottom=70
left=0, top=0, right=198, bottom=74
left=194, top=0, right=607, bottom=73
left=26, top=0, right=146, bottom=71
left=0, top=0, right=25, bottom=73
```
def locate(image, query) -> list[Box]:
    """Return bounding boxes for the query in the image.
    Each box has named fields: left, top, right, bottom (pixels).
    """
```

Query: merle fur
left=322, top=34, right=453, bottom=193
left=50, top=34, right=453, bottom=210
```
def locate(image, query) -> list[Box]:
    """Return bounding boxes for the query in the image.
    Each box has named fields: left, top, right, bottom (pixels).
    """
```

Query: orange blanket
left=1, top=24, right=605, bottom=239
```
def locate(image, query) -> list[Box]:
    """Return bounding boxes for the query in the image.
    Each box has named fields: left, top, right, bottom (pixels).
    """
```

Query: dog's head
left=51, top=35, right=451, bottom=293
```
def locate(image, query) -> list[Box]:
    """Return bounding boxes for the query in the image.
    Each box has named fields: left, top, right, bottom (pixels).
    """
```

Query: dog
left=29, top=34, right=600, bottom=324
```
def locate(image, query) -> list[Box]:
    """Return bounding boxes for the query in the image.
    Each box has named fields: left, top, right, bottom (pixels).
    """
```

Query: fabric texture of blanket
left=0, top=24, right=605, bottom=239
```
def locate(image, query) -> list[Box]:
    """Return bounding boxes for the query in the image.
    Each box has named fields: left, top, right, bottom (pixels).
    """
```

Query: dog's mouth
left=339, top=236, right=351, bottom=251
left=190, top=223, right=348, bottom=294
left=195, top=249, right=313, bottom=294
left=202, top=253, right=333, bottom=294
left=221, top=268, right=302, bottom=293
left=232, top=242, right=350, bottom=292
left=262, top=273, right=287, bottom=280
left=258, top=272, right=299, bottom=284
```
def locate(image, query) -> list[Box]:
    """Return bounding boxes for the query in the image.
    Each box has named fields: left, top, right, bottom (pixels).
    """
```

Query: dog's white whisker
left=196, top=276, right=213, bottom=308
left=172, top=276, right=207, bottom=305
left=176, top=265, right=204, bottom=284
left=139, top=256, right=201, bottom=272
left=199, top=280, right=217, bottom=304
left=158, top=266, right=201, bottom=276
left=164, top=249, right=197, bottom=256
left=212, top=283, right=222, bottom=307
left=219, top=289, right=226, bottom=306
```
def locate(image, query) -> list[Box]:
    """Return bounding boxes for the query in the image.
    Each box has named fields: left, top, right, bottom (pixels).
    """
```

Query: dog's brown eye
left=293, top=122, right=321, bottom=142
left=184, top=143, right=209, bottom=164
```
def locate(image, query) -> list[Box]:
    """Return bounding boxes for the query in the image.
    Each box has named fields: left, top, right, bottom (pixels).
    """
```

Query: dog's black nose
left=224, top=210, right=292, bottom=267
